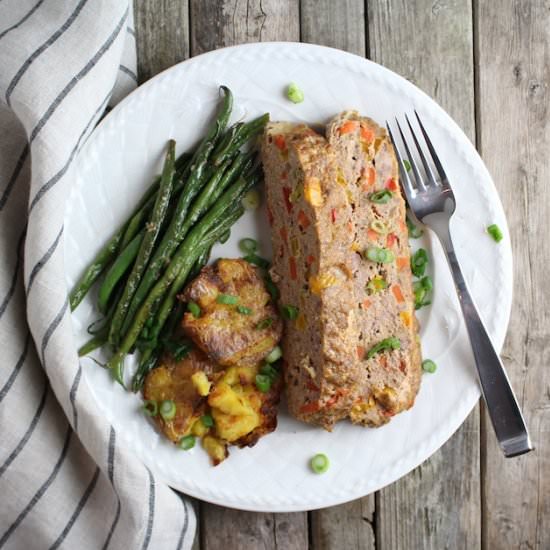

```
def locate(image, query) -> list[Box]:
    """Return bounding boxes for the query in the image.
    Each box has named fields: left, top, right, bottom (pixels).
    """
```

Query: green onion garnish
left=364, top=246, right=395, bottom=264
left=287, top=82, right=305, bottom=104
left=406, top=214, right=423, bottom=238
left=370, top=220, right=390, bottom=234
left=255, top=373, right=272, bottom=393
left=422, top=359, right=437, bottom=373
left=256, top=317, right=273, bottom=330
left=365, top=337, right=401, bottom=359
left=216, top=294, right=239, bottom=305
left=411, top=248, right=428, bottom=277
left=265, top=346, right=282, bottom=364
left=243, top=253, right=270, bottom=269
left=159, top=400, right=176, bottom=421
left=487, top=224, right=503, bottom=243
left=143, top=400, right=158, bottom=417
left=282, top=305, right=299, bottom=320
left=187, top=301, right=201, bottom=318
left=403, top=159, right=412, bottom=172
left=236, top=305, right=252, bottom=315
left=241, top=188, right=261, bottom=210
left=239, top=238, right=258, bottom=254
left=264, top=274, right=279, bottom=301
left=413, top=276, right=433, bottom=310
left=366, top=276, right=389, bottom=294
left=368, top=189, right=393, bottom=204
left=178, top=435, right=196, bottom=451
left=260, top=364, right=279, bottom=379
left=201, top=414, right=214, bottom=428
left=310, top=453, right=330, bottom=474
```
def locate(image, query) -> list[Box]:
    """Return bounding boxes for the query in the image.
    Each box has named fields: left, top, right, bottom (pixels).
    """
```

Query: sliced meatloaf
left=261, top=122, right=360, bottom=430
left=326, top=112, right=422, bottom=426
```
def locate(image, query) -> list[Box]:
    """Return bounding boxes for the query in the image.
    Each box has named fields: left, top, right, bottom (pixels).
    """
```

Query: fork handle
left=440, top=232, right=533, bottom=457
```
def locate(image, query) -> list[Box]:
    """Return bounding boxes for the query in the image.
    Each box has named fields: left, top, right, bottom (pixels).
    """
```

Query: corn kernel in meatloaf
left=261, top=122, right=360, bottom=430
left=327, top=112, right=422, bottom=426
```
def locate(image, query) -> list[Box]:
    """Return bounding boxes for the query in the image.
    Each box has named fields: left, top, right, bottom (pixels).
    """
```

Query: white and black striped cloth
left=0, top=2, right=195, bottom=548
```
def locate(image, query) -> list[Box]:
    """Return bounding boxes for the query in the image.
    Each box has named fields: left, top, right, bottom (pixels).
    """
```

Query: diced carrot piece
left=278, top=244, right=284, bottom=258
left=289, top=256, right=297, bottom=280
left=267, top=206, right=274, bottom=226
left=362, top=299, right=372, bottom=309
left=347, top=221, right=354, bottom=232
left=297, top=209, right=311, bottom=229
left=274, top=134, right=286, bottom=150
left=279, top=226, right=288, bottom=243
left=306, top=254, right=315, bottom=266
left=357, top=346, right=365, bottom=359
left=396, top=256, right=409, bottom=271
left=360, top=125, right=375, bottom=143
left=331, top=208, right=337, bottom=223
left=338, top=120, right=360, bottom=135
left=366, top=167, right=376, bottom=186
left=386, top=233, right=397, bottom=247
left=367, top=228, right=379, bottom=241
left=380, top=355, right=388, bottom=369
left=392, top=285, right=405, bottom=303
left=386, top=178, right=398, bottom=191
left=282, top=187, right=293, bottom=213
left=299, top=401, right=320, bottom=414
left=398, top=219, right=407, bottom=233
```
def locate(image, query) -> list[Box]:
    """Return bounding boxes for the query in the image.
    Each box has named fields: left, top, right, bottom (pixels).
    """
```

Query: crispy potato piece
left=143, top=348, right=222, bottom=443
left=181, top=259, right=283, bottom=366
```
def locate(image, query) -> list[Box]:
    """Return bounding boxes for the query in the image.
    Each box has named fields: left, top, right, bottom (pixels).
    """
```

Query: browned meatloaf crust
left=261, top=122, right=360, bottom=430
left=327, top=112, right=422, bottom=426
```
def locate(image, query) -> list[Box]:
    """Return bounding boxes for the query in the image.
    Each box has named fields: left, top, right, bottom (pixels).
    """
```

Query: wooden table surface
left=134, top=1, right=549, bottom=548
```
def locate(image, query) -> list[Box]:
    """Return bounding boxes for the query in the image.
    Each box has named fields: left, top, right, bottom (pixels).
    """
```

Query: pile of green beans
left=71, top=86, right=268, bottom=389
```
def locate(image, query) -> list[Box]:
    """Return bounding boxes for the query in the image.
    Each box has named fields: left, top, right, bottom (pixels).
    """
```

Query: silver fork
left=387, top=112, right=533, bottom=458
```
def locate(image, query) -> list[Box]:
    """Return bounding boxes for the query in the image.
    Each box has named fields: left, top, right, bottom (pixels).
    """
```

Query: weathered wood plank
left=300, top=0, right=366, bottom=57
left=189, top=2, right=304, bottom=547
left=190, top=0, right=299, bottom=56
left=368, top=2, right=481, bottom=549
left=477, top=2, right=550, bottom=548
left=301, top=2, right=374, bottom=546
left=134, top=0, right=190, bottom=83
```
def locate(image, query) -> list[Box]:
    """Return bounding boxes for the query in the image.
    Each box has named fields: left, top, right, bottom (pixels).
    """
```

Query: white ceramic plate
left=65, top=42, right=512, bottom=512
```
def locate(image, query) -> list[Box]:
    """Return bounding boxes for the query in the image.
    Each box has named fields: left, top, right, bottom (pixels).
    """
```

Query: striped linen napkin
left=0, top=2, right=196, bottom=548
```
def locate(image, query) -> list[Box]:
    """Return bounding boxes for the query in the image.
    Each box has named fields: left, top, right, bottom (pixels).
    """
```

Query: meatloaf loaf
left=327, top=112, right=422, bottom=426
left=261, top=122, right=360, bottom=430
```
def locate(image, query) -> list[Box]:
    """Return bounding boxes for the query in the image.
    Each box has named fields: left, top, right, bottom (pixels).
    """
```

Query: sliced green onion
left=282, top=305, right=299, bottom=320
left=143, top=400, right=158, bottom=417
left=256, top=317, right=273, bottom=330
left=187, top=301, right=201, bottom=318
left=255, top=373, right=272, bottom=393
left=365, top=337, right=401, bottom=359
left=239, top=238, right=258, bottom=254
left=406, top=215, right=423, bottom=238
left=403, top=159, right=412, bottom=172
left=422, top=359, right=437, bottom=373
left=265, top=346, right=282, bottom=363
left=241, top=188, right=261, bottom=210
left=368, top=189, right=393, bottom=204
left=201, top=414, right=214, bottom=428
left=287, top=82, right=305, bottom=104
left=364, top=246, right=395, bottom=264
left=218, top=229, right=231, bottom=244
left=243, top=253, right=270, bottom=269
left=216, top=293, right=239, bottom=305
left=419, top=275, right=433, bottom=291
left=310, top=453, right=330, bottom=474
left=487, top=224, right=503, bottom=243
left=264, top=275, right=279, bottom=301
left=370, top=220, right=390, bottom=234
left=411, top=248, right=428, bottom=277
left=178, top=435, right=196, bottom=451
left=236, top=305, right=252, bottom=315
left=260, top=364, right=279, bottom=379
left=163, top=338, right=193, bottom=361
left=366, top=276, right=389, bottom=294
left=160, top=400, right=177, bottom=421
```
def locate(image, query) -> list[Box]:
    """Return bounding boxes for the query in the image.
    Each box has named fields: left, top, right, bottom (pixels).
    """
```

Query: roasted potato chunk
left=143, top=348, right=221, bottom=443
left=181, top=259, right=283, bottom=366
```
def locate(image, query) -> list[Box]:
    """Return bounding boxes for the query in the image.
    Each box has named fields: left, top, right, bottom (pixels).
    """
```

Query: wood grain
left=189, top=2, right=304, bottom=547
left=300, top=2, right=374, bottom=546
left=368, top=1, right=481, bottom=549
left=477, top=1, right=550, bottom=548
left=134, top=0, right=190, bottom=83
